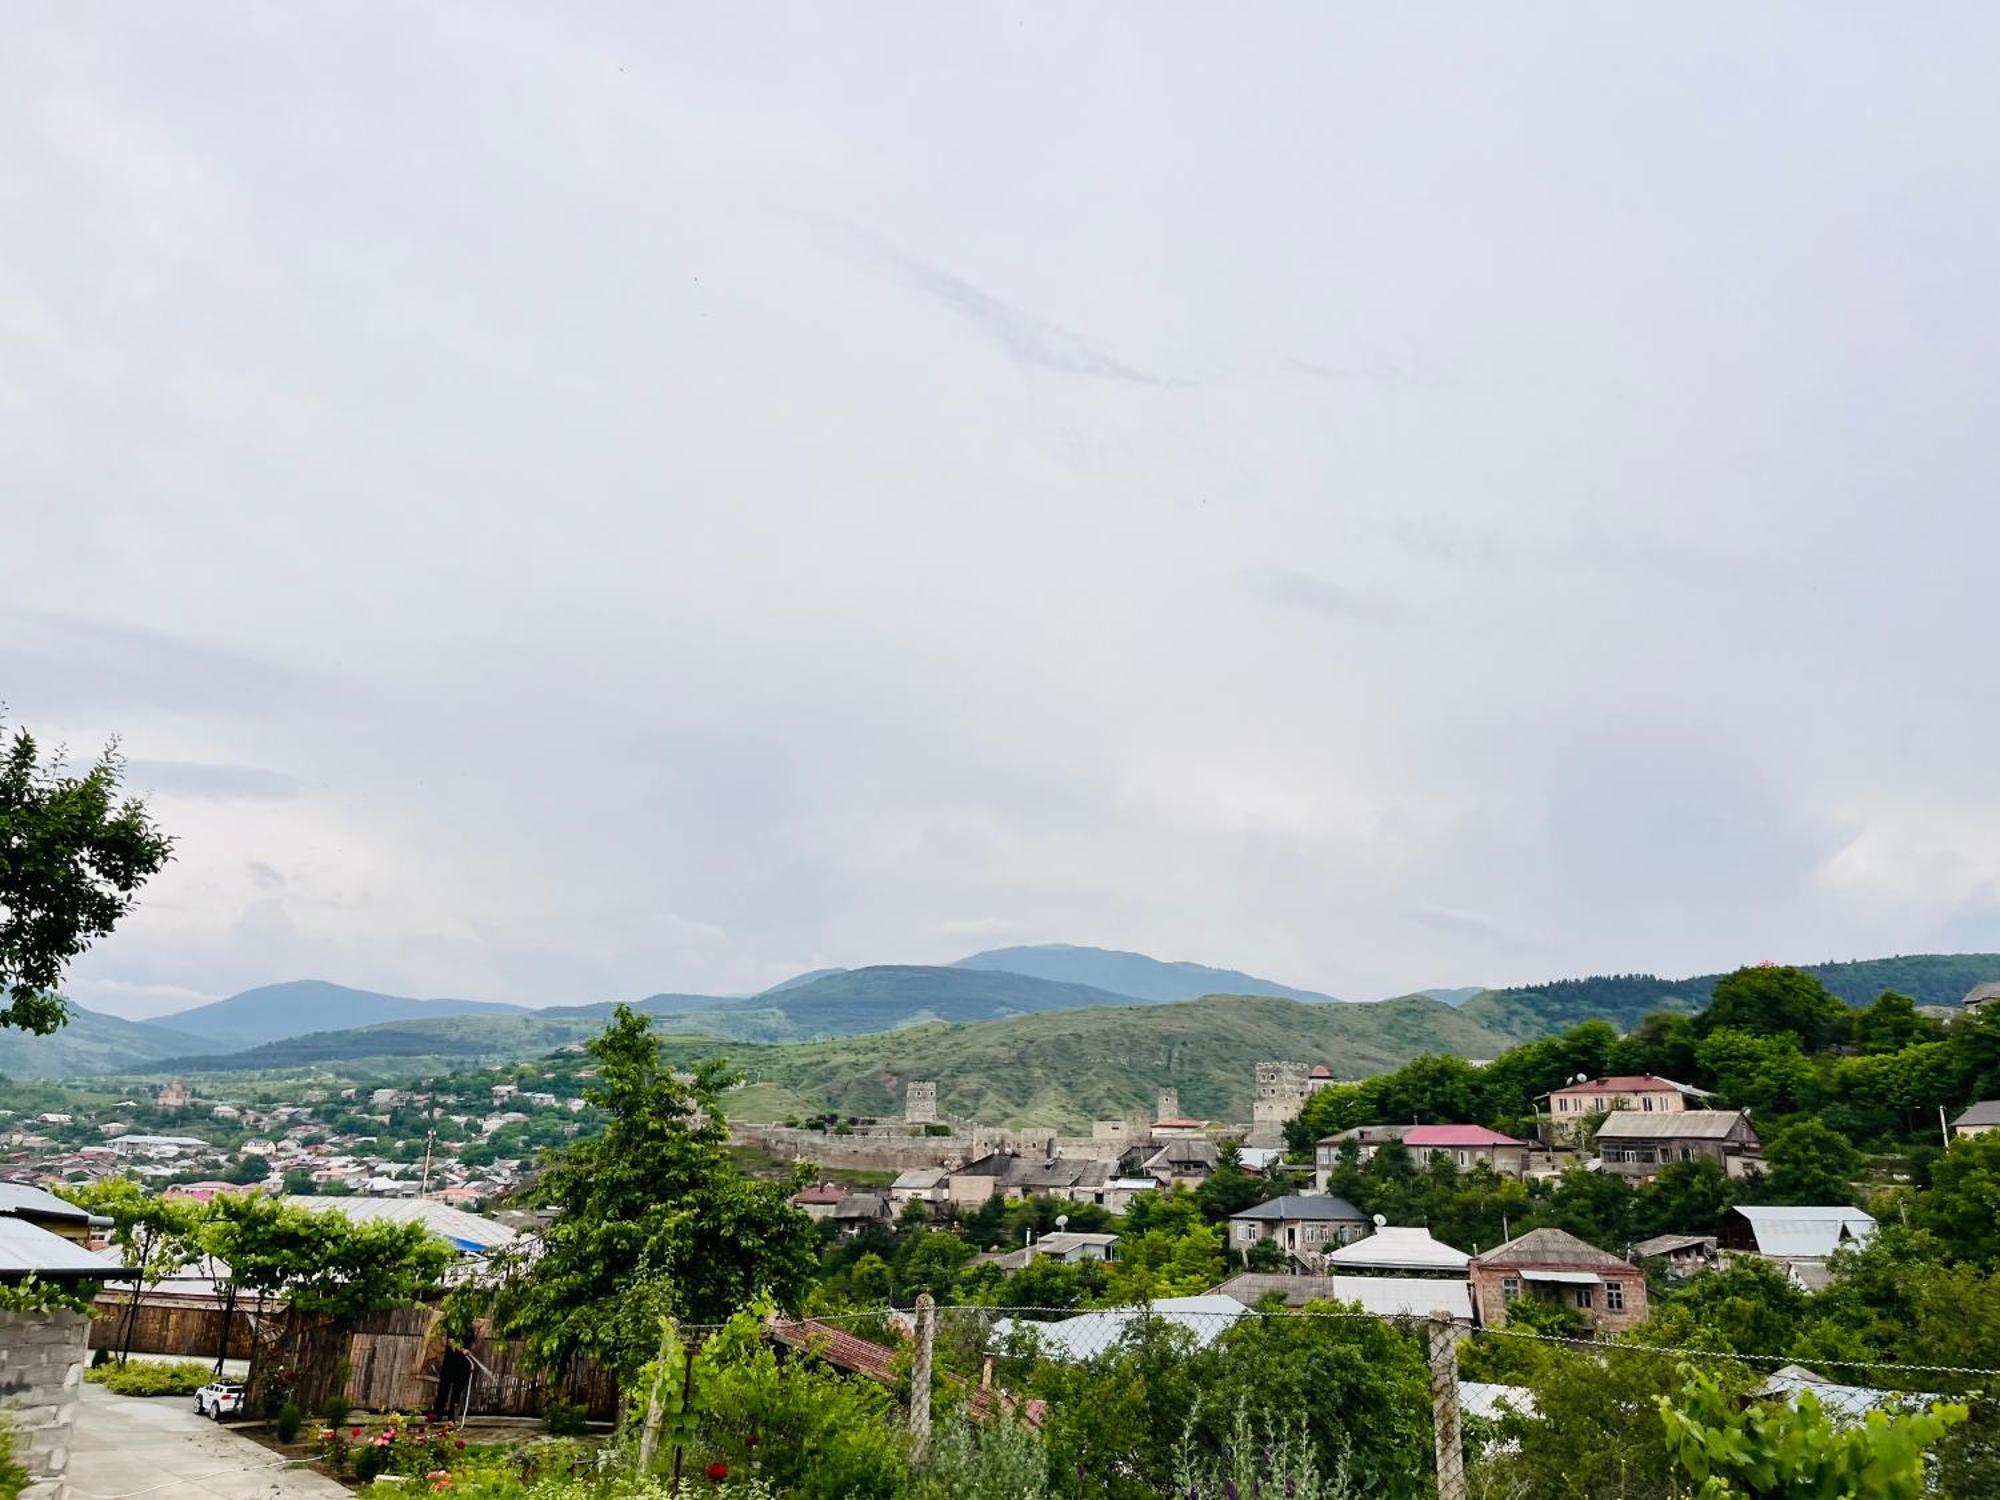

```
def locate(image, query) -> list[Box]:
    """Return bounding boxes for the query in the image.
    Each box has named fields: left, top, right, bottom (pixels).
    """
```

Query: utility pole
left=419, top=1129, right=436, bottom=1198
left=1940, top=1105, right=1950, bottom=1150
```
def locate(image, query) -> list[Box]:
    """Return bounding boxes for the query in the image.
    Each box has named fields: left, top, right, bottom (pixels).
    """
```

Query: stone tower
left=1156, top=1087, right=1181, bottom=1123
left=1249, top=1061, right=1310, bottom=1146
left=905, top=1081, right=939, bottom=1124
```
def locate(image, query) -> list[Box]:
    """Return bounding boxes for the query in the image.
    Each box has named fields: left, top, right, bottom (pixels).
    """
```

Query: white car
left=193, top=1380, right=246, bottom=1420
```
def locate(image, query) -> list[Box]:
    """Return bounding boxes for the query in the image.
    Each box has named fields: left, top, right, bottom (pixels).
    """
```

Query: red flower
left=351, top=1428, right=362, bottom=1438
left=454, top=1440, right=466, bottom=1450
left=706, top=1461, right=729, bottom=1481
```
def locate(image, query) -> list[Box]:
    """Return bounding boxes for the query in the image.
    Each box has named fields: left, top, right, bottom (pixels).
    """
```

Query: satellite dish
left=1373, top=1213, right=1387, bottom=1228
left=1055, top=1214, right=1069, bottom=1231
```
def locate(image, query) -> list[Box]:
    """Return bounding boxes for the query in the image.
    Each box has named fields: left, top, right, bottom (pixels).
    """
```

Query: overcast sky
left=7, top=7, right=2000, bottom=1019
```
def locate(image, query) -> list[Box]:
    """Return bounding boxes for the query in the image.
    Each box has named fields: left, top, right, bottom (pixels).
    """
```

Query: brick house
left=1470, top=1227, right=1648, bottom=1334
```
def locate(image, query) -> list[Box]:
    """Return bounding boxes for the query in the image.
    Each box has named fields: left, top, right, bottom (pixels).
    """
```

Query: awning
left=1521, top=1269, right=1602, bottom=1285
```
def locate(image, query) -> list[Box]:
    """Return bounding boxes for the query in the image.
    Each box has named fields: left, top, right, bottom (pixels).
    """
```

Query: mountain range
left=3, top=947, right=1993, bottom=1083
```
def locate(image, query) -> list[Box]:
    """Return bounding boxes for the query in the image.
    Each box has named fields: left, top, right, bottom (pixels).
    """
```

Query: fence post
left=636, top=1318, right=674, bottom=1473
left=910, top=1294, right=936, bottom=1467
left=1427, top=1312, right=1467, bottom=1500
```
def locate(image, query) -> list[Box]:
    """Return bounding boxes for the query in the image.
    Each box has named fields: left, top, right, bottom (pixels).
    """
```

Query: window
left=1575, top=1286, right=1594, bottom=1310
left=1501, top=1277, right=1520, bottom=1303
left=1238, top=1224, right=1257, bottom=1243
left=1643, top=1096, right=1655, bottom=1111
left=1605, top=1281, right=1625, bottom=1312
left=1458, top=1150, right=1469, bottom=1166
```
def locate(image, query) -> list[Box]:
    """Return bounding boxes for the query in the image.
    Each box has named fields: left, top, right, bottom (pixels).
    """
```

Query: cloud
left=1248, top=568, right=1406, bottom=626
left=848, top=230, right=1171, bottom=386
left=0, top=611, right=314, bottom=720
left=126, top=760, right=307, bottom=802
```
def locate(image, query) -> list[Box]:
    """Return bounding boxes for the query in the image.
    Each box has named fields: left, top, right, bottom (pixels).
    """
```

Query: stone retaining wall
left=0, top=1307, right=90, bottom=1500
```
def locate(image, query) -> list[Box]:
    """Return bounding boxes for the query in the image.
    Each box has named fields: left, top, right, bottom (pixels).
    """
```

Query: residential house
left=1213, top=1272, right=1473, bottom=1322
left=1545, top=1075, right=1703, bottom=1143
left=888, top=1167, right=947, bottom=1211
left=1470, top=1228, right=1648, bottom=1334
left=1097, top=1177, right=1160, bottom=1215
left=1630, top=1233, right=1719, bottom=1279
left=1322, top=1225, right=1472, bottom=1276
left=1314, top=1125, right=1414, bottom=1185
left=830, top=1193, right=892, bottom=1238
left=1594, top=1109, right=1762, bottom=1179
left=1963, top=982, right=2000, bottom=1016
left=1227, top=1195, right=1369, bottom=1266
left=1140, top=1138, right=1221, bottom=1189
left=980, top=1231, right=1119, bottom=1272
left=792, top=1184, right=848, bottom=1221
left=1754, top=1364, right=1940, bottom=1422
left=1403, top=1125, right=1532, bottom=1177
left=1719, top=1205, right=1875, bottom=1289
left=1950, top=1100, right=2000, bottom=1139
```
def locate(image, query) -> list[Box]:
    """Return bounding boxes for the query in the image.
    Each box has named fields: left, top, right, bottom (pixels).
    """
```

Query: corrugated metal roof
left=1595, top=1109, right=1751, bottom=1141
left=990, top=1295, right=1247, bottom=1360
left=0, top=1217, right=136, bottom=1279
left=280, top=1195, right=514, bottom=1252
left=1230, top=1195, right=1367, bottom=1223
left=0, top=1183, right=90, bottom=1223
left=1729, top=1206, right=1876, bottom=1258
left=1756, top=1365, right=1935, bottom=1421
left=1324, top=1226, right=1471, bottom=1271
left=1214, top=1273, right=1472, bottom=1321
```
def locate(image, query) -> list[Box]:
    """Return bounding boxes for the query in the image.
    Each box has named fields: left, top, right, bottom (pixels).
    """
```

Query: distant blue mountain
left=953, top=944, right=1338, bottom=1004
left=157, top=980, right=529, bottom=1051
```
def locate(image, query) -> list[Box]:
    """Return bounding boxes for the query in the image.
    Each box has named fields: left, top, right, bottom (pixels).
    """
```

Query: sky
left=6, top=7, right=2000, bottom=1019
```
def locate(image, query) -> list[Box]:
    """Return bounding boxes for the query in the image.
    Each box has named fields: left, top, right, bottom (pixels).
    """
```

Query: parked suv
left=193, top=1380, right=245, bottom=1420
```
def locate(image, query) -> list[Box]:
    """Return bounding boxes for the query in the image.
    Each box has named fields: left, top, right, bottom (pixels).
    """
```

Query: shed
left=1721, top=1206, right=1876, bottom=1259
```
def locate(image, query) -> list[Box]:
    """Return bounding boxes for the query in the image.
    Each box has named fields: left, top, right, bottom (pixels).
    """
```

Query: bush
left=83, top=1359, right=214, bottom=1397
left=352, top=1440, right=388, bottom=1483
left=542, top=1397, right=587, bottom=1436
left=89, top=1346, right=110, bottom=1369
left=320, top=1394, right=351, bottom=1427
left=275, top=1401, right=303, bottom=1443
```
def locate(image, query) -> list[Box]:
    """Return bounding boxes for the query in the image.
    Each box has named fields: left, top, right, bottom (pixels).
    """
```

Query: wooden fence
left=88, top=1294, right=259, bottom=1361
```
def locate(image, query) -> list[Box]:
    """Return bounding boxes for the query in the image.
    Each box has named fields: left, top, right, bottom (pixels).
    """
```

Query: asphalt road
left=66, top=1384, right=347, bottom=1500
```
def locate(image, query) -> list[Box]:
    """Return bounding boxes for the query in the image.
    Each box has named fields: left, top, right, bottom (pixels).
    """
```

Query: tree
left=1695, top=1028, right=1821, bottom=1115
left=1703, top=965, right=1850, bottom=1052
left=62, top=1179, right=207, bottom=1365
left=1658, top=1364, right=1964, bottom=1499
left=1636, top=1158, right=1737, bottom=1240
left=1755, top=1118, right=1864, bottom=1207
left=1912, top=1131, right=2000, bottom=1266
left=1192, top=1140, right=1268, bottom=1221
left=0, top=725, right=172, bottom=1033
left=490, top=1006, right=818, bottom=1377
left=1850, top=991, right=1939, bottom=1056
left=203, top=1193, right=452, bottom=1395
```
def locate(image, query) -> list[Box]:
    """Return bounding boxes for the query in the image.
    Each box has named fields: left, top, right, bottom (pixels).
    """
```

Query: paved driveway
left=66, top=1385, right=347, bottom=1500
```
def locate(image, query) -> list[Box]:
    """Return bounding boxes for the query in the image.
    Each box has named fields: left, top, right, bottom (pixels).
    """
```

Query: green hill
left=671, top=993, right=1518, bottom=1131
left=0, top=1006, right=207, bottom=1079
left=952, top=944, right=1337, bottom=1003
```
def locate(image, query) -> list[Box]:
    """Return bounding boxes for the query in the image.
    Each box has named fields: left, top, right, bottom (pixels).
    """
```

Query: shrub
left=542, top=1397, right=587, bottom=1436
left=321, top=1393, right=351, bottom=1427
left=275, top=1401, right=303, bottom=1444
left=84, top=1359, right=215, bottom=1397
left=353, top=1440, right=389, bottom=1483
left=89, top=1346, right=110, bottom=1369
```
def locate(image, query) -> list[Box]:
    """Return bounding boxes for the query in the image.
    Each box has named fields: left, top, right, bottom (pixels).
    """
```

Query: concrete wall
left=0, top=1307, right=90, bottom=1500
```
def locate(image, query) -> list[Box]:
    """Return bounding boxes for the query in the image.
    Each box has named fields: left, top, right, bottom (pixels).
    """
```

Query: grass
left=85, top=1358, right=215, bottom=1396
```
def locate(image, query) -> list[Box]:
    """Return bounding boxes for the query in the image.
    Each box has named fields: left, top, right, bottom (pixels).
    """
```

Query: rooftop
left=1213, top=1273, right=1472, bottom=1320
left=0, top=1217, right=136, bottom=1281
left=1596, top=1109, right=1753, bottom=1141
left=0, top=1182, right=91, bottom=1224
left=1729, top=1205, right=1876, bottom=1259
left=1229, top=1195, right=1367, bottom=1223
left=1952, top=1100, right=2000, bottom=1129
left=1550, top=1075, right=1695, bottom=1096
left=1403, top=1125, right=1527, bottom=1148
left=279, top=1195, right=515, bottom=1253
left=991, top=1295, right=1247, bottom=1361
left=1473, top=1227, right=1635, bottom=1270
left=1323, top=1225, right=1471, bottom=1271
